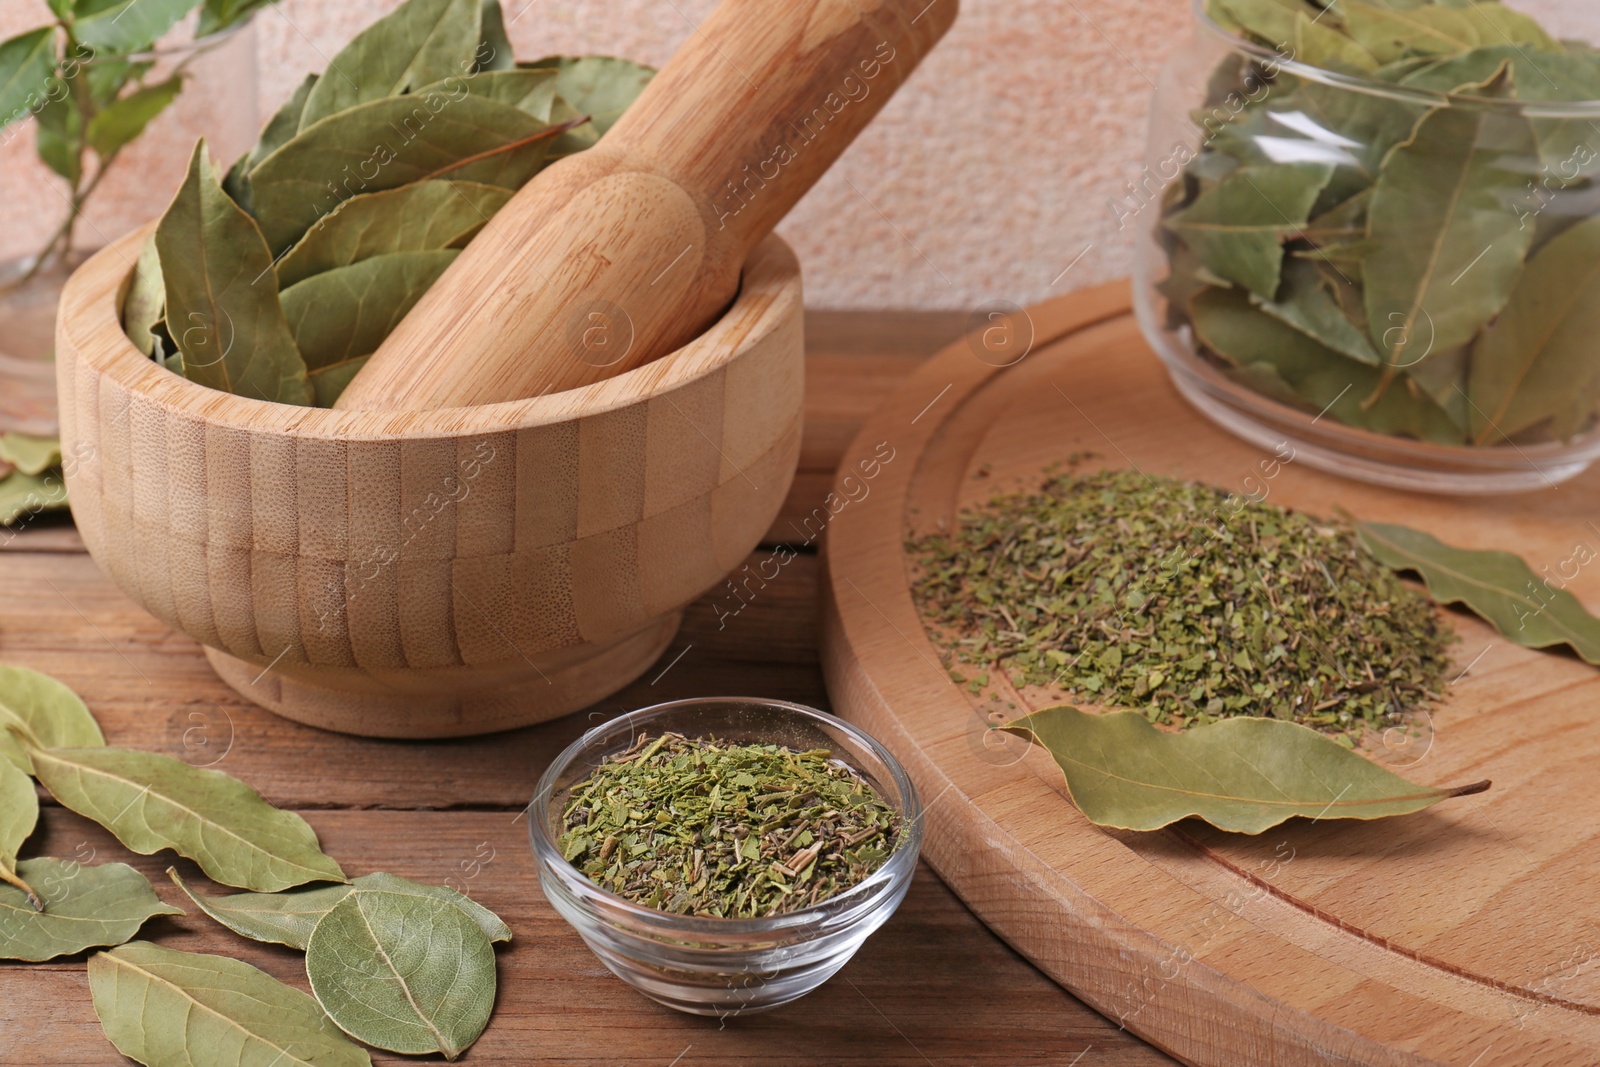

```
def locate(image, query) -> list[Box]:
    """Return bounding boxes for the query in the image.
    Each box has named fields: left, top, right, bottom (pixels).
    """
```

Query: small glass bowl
left=528, top=697, right=923, bottom=1017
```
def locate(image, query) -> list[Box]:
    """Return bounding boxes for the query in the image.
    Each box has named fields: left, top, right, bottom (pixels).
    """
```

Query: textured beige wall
left=0, top=0, right=1193, bottom=309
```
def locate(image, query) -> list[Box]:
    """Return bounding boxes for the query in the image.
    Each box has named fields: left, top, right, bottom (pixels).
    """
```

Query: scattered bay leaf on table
left=171, top=868, right=511, bottom=950
left=91, top=941, right=373, bottom=1067
left=0, top=470, right=68, bottom=527
left=122, top=236, right=167, bottom=360
left=1358, top=521, right=1600, bottom=663
left=72, top=0, right=198, bottom=52
left=250, top=95, right=568, bottom=253
left=1166, top=163, right=1332, bottom=299
left=297, top=0, right=482, bottom=130
left=274, top=180, right=508, bottom=287
left=0, top=757, right=37, bottom=902
left=1362, top=69, right=1536, bottom=376
left=1003, top=705, right=1489, bottom=835
left=1190, top=286, right=1464, bottom=443
left=28, top=746, right=347, bottom=891
left=0, top=861, right=181, bottom=962
left=521, top=55, right=657, bottom=136
left=0, top=28, right=60, bottom=132
left=308, top=889, right=497, bottom=1058
left=0, top=664, right=103, bottom=774
left=225, top=72, right=318, bottom=212
left=1468, top=214, right=1600, bottom=443
left=0, top=433, right=62, bottom=476
left=156, top=141, right=313, bottom=406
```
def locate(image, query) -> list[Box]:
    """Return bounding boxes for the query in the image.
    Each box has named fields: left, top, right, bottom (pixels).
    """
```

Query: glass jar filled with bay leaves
left=1133, top=0, right=1600, bottom=492
left=528, top=698, right=922, bottom=1016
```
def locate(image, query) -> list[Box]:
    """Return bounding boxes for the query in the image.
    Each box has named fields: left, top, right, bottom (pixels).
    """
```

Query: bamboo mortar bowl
left=54, top=229, right=804, bottom=738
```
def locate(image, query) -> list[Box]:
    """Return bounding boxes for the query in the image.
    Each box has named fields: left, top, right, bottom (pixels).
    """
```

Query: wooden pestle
left=334, top=0, right=958, bottom=412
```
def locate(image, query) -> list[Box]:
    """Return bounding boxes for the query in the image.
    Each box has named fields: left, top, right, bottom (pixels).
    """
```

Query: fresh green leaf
left=0, top=664, right=102, bottom=774
left=34, top=92, right=82, bottom=185
left=1253, top=257, right=1379, bottom=364
left=477, top=0, right=515, bottom=72
left=0, top=861, right=181, bottom=962
left=122, top=235, right=167, bottom=360
left=0, top=759, right=38, bottom=903
left=251, top=94, right=566, bottom=253
left=0, top=470, right=69, bottom=527
left=0, top=28, right=58, bottom=131
left=74, top=0, right=203, bottom=52
left=171, top=868, right=511, bottom=950
left=86, top=58, right=154, bottom=110
left=156, top=140, right=313, bottom=405
left=0, top=434, right=62, bottom=477
left=298, top=0, right=481, bottom=130
left=91, top=941, right=373, bottom=1067
left=1003, top=705, right=1489, bottom=834
left=307, top=888, right=496, bottom=1058
left=197, top=0, right=279, bottom=36
left=1167, top=163, right=1332, bottom=299
left=281, top=250, right=459, bottom=371
left=1363, top=70, right=1536, bottom=373
left=274, top=180, right=507, bottom=287
left=86, top=75, right=183, bottom=158
left=28, top=745, right=347, bottom=891
left=1469, top=214, right=1600, bottom=443
left=521, top=54, right=655, bottom=135
left=1359, top=521, right=1600, bottom=663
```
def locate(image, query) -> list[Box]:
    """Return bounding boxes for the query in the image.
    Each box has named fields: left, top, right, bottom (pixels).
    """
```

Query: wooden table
left=0, top=313, right=1178, bottom=1067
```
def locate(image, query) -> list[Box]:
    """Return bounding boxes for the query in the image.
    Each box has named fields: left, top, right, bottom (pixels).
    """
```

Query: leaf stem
left=0, top=866, right=42, bottom=912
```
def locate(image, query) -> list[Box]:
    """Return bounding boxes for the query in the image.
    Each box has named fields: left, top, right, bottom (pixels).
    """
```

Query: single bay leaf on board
left=225, top=72, right=318, bottom=211
left=1468, top=214, right=1600, bottom=443
left=521, top=55, right=657, bottom=135
left=171, top=868, right=511, bottom=950
left=0, top=470, right=68, bottom=527
left=1358, top=521, right=1600, bottom=663
left=274, top=180, right=508, bottom=287
left=307, top=889, right=497, bottom=1058
left=122, top=236, right=167, bottom=360
left=1362, top=70, right=1536, bottom=377
left=1166, top=162, right=1332, bottom=299
left=250, top=95, right=568, bottom=254
left=1252, top=257, right=1380, bottom=364
left=1190, top=286, right=1464, bottom=443
left=1340, top=1, right=1480, bottom=64
left=0, top=29, right=60, bottom=134
left=1003, top=705, right=1489, bottom=835
left=156, top=141, right=313, bottom=405
left=28, top=746, right=347, bottom=891
left=0, top=861, right=182, bottom=962
left=0, top=664, right=103, bottom=774
left=281, top=250, right=460, bottom=372
left=73, top=0, right=199, bottom=52
left=297, top=0, right=482, bottom=130
left=0, top=433, right=62, bottom=476
left=91, top=942, right=373, bottom=1067
left=477, top=0, right=516, bottom=72
left=0, top=758, right=37, bottom=901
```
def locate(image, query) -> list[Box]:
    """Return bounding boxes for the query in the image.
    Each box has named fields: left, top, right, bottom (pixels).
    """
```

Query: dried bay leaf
left=307, top=888, right=497, bottom=1059
left=0, top=758, right=38, bottom=902
left=0, top=433, right=62, bottom=476
left=171, top=868, right=511, bottom=950
left=1295, top=12, right=1379, bottom=73
left=1468, top=214, right=1600, bottom=443
left=275, top=180, right=507, bottom=287
left=225, top=73, right=318, bottom=212
left=1, top=861, right=181, bottom=962
left=123, top=236, right=167, bottom=360
left=1458, top=3, right=1558, bottom=52
left=156, top=141, right=313, bottom=406
left=281, top=250, right=460, bottom=373
left=91, top=941, right=373, bottom=1067
left=298, top=0, right=482, bottom=130
left=0, top=470, right=68, bottom=527
left=251, top=95, right=566, bottom=254
left=522, top=54, right=657, bottom=136
left=1362, top=69, right=1536, bottom=374
left=1003, top=705, right=1489, bottom=834
left=1341, top=1, right=1480, bottom=64
left=1358, top=521, right=1600, bottom=663
left=477, top=0, right=516, bottom=72
left=1205, top=0, right=1311, bottom=49
left=27, top=745, right=347, bottom=891
left=1166, top=162, right=1332, bottom=299
left=1252, top=257, right=1379, bottom=365
left=0, top=664, right=103, bottom=774
left=309, top=358, right=370, bottom=408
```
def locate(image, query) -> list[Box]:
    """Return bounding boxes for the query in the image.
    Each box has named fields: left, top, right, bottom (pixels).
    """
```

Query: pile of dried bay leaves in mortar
left=1160, top=0, right=1600, bottom=445
left=120, top=0, right=653, bottom=406
left=0, top=663, right=508, bottom=1061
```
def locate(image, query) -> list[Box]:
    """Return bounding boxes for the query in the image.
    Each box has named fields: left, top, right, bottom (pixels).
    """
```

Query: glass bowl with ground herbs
left=528, top=697, right=922, bottom=1016
left=1134, top=0, right=1600, bottom=493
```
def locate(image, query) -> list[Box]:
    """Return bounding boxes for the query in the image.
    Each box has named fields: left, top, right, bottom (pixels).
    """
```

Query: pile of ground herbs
left=558, top=732, right=901, bottom=917
left=910, top=468, right=1454, bottom=742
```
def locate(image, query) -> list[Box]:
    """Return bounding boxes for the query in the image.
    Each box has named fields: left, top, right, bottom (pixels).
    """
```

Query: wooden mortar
left=55, top=229, right=803, bottom=738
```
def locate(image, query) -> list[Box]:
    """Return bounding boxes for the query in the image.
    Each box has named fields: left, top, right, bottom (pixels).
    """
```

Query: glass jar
left=0, top=13, right=259, bottom=411
left=1133, top=0, right=1600, bottom=493
left=528, top=697, right=922, bottom=1017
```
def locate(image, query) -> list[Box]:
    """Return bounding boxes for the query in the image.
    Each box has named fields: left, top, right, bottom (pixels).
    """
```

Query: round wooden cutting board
left=819, top=283, right=1600, bottom=1067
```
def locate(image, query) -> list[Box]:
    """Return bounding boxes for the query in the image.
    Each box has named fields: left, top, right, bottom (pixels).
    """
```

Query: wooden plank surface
left=0, top=310, right=1177, bottom=1066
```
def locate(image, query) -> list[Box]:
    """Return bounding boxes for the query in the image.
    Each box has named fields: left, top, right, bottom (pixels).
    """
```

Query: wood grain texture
left=338, top=0, right=960, bottom=409
left=54, top=230, right=805, bottom=738
left=820, top=283, right=1600, bottom=1067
